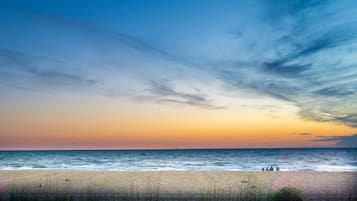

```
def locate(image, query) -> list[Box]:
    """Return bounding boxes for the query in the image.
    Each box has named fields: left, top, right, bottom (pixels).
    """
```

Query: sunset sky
left=1, top=0, right=357, bottom=149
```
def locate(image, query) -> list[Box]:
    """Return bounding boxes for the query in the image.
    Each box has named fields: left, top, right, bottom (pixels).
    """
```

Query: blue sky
left=1, top=0, right=357, bottom=148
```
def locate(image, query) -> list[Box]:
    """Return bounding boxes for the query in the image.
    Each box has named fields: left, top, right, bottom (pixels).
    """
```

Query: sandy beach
left=0, top=170, right=356, bottom=200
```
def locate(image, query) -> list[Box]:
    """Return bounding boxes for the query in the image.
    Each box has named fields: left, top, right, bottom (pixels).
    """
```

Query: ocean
left=0, top=148, right=356, bottom=171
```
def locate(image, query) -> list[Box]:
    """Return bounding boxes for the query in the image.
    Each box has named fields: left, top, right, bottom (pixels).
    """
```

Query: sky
left=0, top=0, right=357, bottom=149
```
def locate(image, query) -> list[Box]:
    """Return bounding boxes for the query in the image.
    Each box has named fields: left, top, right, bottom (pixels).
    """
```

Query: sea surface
left=0, top=148, right=356, bottom=171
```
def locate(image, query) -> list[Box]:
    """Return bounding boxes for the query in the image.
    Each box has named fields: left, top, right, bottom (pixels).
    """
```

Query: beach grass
left=1, top=171, right=356, bottom=201
left=1, top=186, right=356, bottom=201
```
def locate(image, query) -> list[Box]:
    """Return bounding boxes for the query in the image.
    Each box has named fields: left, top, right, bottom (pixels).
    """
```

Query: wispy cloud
left=295, top=132, right=313, bottom=136
left=261, top=60, right=311, bottom=77
left=314, top=87, right=355, bottom=97
left=1, top=6, right=199, bottom=69
left=0, top=6, right=214, bottom=109
left=144, top=80, right=225, bottom=109
left=210, top=0, right=357, bottom=127
left=0, top=48, right=96, bottom=89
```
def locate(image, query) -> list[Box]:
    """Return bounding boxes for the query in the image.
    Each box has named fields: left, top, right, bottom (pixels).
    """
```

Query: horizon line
left=1, top=146, right=356, bottom=151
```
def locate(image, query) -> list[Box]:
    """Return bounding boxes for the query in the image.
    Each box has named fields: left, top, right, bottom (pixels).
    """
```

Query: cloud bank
left=312, top=134, right=357, bottom=147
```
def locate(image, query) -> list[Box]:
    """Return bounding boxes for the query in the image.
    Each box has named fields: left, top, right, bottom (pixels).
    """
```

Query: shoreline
left=0, top=169, right=356, bottom=172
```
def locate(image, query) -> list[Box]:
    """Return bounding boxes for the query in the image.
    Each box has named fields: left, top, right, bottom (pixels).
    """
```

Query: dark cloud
left=147, top=80, right=225, bottom=109
left=334, top=114, right=357, bottom=128
left=295, top=132, right=312, bottom=136
left=299, top=107, right=357, bottom=128
left=27, top=68, right=97, bottom=86
left=262, top=60, right=311, bottom=76
left=335, top=134, right=357, bottom=147
left=293, top=35, right=338, bottom=58
left=314, top=87, right=355, bottom=96
left=312, top=134, right=357, bottom=147
left=312, top=136, right=342, bottom=142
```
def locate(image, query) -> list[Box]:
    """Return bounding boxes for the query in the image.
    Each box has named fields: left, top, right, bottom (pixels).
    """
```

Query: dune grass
left=1, top=173, right=355, bottom=201
left=1, top=187, right=356, bottom=201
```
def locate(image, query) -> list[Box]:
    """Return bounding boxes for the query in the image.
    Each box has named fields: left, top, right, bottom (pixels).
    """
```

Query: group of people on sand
left=262, top=166, right=279, bottom=171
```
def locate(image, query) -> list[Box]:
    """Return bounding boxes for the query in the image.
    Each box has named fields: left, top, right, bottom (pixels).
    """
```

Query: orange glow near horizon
left=1, top=94, right=356, bottom=150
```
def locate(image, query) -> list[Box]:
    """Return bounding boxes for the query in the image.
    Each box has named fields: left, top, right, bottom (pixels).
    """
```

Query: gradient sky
left=1, top=0, right=357, bottom=149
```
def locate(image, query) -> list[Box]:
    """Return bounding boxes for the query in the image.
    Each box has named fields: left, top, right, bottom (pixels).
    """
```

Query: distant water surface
left=0, top=148, right=356, bottom=171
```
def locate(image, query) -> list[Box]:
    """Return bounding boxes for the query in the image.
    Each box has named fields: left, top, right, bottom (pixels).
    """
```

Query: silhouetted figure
left=265, top=167, right=269, bottom=171
left=262, top=168, right=265, bottom=171
left=270, top=166, right=274, bottom=171
left=276, top=166, right=280, bottom=171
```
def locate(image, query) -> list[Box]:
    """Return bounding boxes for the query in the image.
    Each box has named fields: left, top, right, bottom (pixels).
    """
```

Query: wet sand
left=0, top=171, right=356, bottom=199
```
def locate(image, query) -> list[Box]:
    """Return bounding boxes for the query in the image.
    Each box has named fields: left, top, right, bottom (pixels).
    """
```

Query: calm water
left=0, top=148, right=356, bottom=171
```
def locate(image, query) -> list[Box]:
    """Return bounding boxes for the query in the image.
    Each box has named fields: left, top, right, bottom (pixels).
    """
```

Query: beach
left=1, top=170, right=356, bottom=200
